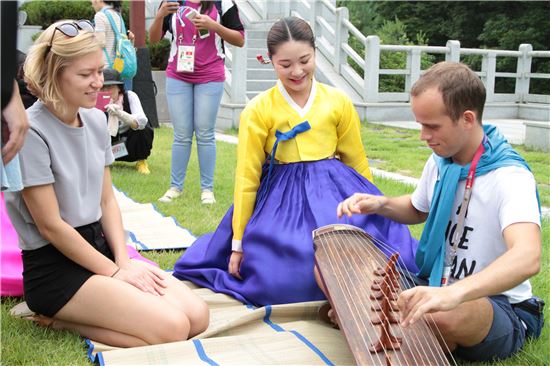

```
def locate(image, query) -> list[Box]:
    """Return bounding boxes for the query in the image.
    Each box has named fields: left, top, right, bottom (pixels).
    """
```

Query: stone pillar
left=230, top=45, right=248, bottom=104
left=515, top=44, right=533, bottom=103
left=406, top=49, right=421, bottom=92
left=334, top=7, right=349, bottom=73
left=445, top=40, right=460, bottom=62
left=364, top=35, right=380, bottom=102
left=482, top=53, right=496, bottom=102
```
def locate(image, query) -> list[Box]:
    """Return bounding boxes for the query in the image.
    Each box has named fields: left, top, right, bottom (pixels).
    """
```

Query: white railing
left=224, top=44, right=248, bottom=104
left=286, top=0, right=550, bottom=105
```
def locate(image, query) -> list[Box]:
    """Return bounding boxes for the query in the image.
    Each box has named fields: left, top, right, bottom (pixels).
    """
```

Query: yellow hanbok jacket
left=232, top=80, right=372, bottom=250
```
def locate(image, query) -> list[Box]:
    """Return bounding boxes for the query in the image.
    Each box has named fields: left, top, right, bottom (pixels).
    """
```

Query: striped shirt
left=94, top=6, right=124, bottom=66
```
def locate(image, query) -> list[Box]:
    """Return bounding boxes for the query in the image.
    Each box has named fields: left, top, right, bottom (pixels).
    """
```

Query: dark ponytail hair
left=200, top=1, right=214, bottom=14
left=267, top=17, right=315, bottom=57
left=104, top=1, right=122, bottom=12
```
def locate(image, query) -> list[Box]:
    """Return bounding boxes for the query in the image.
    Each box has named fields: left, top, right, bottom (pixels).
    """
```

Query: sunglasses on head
left=48, top=20, right=95, bottom=52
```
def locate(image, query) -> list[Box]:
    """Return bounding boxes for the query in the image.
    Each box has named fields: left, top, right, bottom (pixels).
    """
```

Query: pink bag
left=1, top=192, right=23, bottom=296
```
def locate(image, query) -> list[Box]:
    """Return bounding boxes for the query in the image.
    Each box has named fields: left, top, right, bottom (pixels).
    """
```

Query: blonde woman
left=5, top=20, right=208, bottom=347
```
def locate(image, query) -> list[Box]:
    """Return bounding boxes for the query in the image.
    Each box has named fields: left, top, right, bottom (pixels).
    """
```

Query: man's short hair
left=411, top=62, right=486, bottom=123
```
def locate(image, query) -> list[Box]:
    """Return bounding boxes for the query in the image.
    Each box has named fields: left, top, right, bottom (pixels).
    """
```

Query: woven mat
left=87, top=282, right=353, bottom=366
left=113, top=187, right=196, bottom=250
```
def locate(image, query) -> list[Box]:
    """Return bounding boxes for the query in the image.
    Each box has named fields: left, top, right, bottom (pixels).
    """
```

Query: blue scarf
left=415, top=124, right=540, bottom=286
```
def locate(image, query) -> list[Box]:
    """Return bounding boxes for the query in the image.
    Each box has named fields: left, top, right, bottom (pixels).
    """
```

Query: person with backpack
left=92, top=0, right=136, bottom=89
left=101, top=69, right=153, bottom=175
left=149, top=0, right=244, bottom=204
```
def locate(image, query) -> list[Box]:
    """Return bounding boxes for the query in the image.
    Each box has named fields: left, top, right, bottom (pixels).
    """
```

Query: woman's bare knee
left=187, top=300, right=209, bottom=337
left=145, top=310, right=191, bottom=344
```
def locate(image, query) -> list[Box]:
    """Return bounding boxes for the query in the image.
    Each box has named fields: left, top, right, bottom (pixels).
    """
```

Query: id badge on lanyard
left=177, top=42, right=195, bottom=72
left=175, top=7, right=197, bottom=73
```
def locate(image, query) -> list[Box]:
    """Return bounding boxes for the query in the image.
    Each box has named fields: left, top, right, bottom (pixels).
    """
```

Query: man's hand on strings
left=228, top=251, right=243, bottom=280
left=397, top=286, right=462, bottom=327
left=337, top=193, right=387, bottom=219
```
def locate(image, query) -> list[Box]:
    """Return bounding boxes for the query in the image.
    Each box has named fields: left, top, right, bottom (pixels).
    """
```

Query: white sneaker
left=201, top=189, right=216, bottom=204
left=158, top=187, right=182, bottom=203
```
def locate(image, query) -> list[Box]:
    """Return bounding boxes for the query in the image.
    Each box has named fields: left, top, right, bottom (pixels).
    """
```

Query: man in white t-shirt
left=337, top=62, right=543, bottom=362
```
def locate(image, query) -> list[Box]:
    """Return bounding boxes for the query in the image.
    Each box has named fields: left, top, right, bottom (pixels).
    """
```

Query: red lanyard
left=465, top=138, right=485, bottom=190
left=441, top=137, right=486, bottom=286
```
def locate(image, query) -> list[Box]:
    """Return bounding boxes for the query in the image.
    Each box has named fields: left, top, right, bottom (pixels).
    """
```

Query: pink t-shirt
left=162, top=0, right=244, bottom=84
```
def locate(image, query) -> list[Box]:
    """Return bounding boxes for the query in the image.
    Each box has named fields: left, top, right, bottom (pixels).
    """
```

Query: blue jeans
left=166, top=77, right=224, bottom=191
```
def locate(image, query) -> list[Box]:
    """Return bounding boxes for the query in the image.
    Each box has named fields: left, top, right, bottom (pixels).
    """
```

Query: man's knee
left=430, top=298, right=493, bottom=345
left=452, top=295, right=526, bottom=362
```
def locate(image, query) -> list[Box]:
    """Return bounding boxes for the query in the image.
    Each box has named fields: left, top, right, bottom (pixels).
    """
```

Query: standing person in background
left=149, top=0, right=244, bottom=204
left=91, top=0, right=134, bottom=90
left=5, top=19, right=208, bottom=347
left=1, top=0, right=30, bottom=297
left=172, top=17, right=418, bottom=306
left=16, top=50, right=38, bottom=109
left=102, top=69, right=153, bottom=175
left=2, top=0, right=30, bottom=191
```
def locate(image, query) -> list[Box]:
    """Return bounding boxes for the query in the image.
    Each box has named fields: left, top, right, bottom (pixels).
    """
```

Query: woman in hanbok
left=173, top=16, right=418, bottom=306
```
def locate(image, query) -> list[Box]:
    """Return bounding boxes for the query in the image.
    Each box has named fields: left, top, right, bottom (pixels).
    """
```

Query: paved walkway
left=372, top=119, right=528, bottom=145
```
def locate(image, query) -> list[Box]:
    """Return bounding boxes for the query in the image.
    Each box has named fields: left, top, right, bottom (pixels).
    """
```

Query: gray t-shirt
left=5, top=101, right=115, bottom=250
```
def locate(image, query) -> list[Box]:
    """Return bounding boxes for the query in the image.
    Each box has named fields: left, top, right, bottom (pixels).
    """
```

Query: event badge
left=177, top=45, right=195, bottom=72
left=112, top=142, right=129, bottom=159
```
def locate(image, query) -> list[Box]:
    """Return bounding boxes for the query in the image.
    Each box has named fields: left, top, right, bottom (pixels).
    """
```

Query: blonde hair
left=24, top=20, right=105, bottom=114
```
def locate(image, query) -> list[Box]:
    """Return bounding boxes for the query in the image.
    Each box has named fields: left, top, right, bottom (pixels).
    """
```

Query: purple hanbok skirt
left=173, top=159, right=418, bottom=306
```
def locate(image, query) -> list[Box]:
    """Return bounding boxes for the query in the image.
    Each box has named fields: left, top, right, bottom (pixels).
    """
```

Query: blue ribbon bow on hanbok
left=416, top=124, right=540, bottom=286
left=256, top=121, right=311, bottom=204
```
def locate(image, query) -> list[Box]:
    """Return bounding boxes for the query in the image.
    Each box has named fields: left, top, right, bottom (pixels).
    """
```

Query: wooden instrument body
left=313, top=224, right=451, bottom=366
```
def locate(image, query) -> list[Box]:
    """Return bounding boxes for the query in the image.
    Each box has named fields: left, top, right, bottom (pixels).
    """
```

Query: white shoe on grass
left=158, top=187, right=182, bottom=203
left=201, top=189, right=216, bottom=204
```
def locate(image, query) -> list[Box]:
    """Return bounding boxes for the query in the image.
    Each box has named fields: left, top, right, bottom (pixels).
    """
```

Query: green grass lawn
left=1, top=125, right=548, bottom=365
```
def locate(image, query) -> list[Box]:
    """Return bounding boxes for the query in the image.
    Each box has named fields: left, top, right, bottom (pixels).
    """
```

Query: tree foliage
left=20, top=0, right=130, bottom=29
left=338, top=0, right=549, bottom=94
left=353, top=1, right=550, bottom=50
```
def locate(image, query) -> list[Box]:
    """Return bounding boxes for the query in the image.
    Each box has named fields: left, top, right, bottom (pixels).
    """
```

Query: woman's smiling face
left=271, top=40, right=315, bottom=98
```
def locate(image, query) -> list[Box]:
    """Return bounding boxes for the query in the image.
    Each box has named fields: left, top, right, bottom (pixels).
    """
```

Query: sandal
left=24, top=314, right=57, bottom=329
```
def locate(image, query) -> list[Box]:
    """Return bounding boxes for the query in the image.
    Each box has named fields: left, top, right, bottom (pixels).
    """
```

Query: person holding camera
left=149, top=0, right=244, bottom=204
left=101, top=68, right=153, bottom=174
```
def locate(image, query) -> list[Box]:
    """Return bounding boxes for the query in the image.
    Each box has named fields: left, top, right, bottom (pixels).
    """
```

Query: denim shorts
left=455, top=295, right=525, bottom=362
left=399, top=270, right=529, bottom=362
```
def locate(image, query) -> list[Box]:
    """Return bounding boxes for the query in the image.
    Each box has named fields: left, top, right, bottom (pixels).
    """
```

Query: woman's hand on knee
left=114, top=260, right=168, bottom=296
